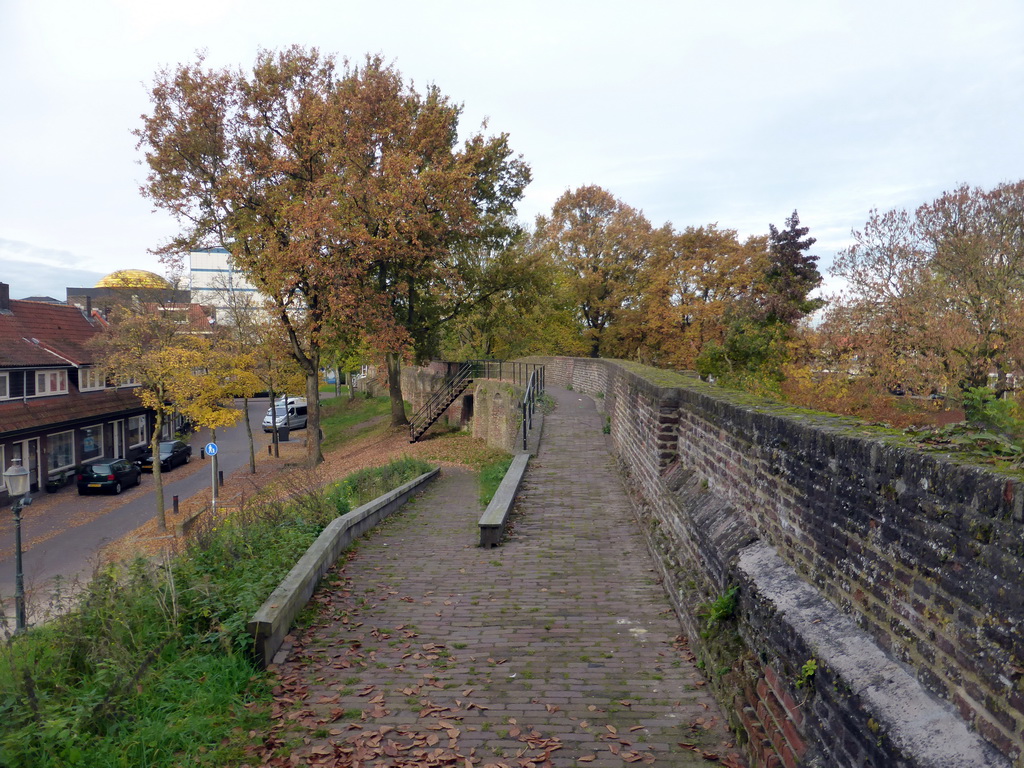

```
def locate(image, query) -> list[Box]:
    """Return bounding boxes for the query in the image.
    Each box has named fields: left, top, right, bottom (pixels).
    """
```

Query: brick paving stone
left=266, top=386, right=744, bottom=767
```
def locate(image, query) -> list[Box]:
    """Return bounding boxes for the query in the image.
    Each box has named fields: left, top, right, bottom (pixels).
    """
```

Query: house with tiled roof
left=0, top=283, right=154, bottom=501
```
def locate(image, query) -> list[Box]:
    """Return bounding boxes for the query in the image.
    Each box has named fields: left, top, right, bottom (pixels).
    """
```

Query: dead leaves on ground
left=678, top=741, right=746, bottom=767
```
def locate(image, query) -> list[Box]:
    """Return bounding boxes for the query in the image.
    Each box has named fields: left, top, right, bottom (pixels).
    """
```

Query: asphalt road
left=0, top=396, right=298, bottom=626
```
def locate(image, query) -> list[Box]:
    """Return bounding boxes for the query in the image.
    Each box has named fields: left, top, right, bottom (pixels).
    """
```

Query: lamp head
left=4, top=458, right=30, bottom=498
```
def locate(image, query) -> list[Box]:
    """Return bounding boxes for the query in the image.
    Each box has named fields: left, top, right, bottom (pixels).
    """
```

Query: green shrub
left=963, top=386, right=1024, bottom=436
left=0, top=457, right=435, bottom=768
left=479, top=455, right=514, bottom=507
left=323, top=456, right=433, bottom=510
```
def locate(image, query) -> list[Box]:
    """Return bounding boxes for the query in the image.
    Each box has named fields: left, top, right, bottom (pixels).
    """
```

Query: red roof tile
left=0, top=300, right=100, bottom=368
left=0, top=387, right=146, bottom=436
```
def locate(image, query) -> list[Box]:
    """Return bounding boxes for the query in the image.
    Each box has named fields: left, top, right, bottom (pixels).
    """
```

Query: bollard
left=218, top=469, right=224, bottom=487
left=268, top=445, right=272, bottom=456
left=173, top=495, right=179, bottom=516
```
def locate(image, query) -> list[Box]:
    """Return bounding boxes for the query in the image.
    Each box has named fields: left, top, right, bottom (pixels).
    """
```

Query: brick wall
left=402, top=366, right=523, bottom=451
left=402, top=366, right=466, bottom=427
left=524, top=356, right=1016, bottom=768
left=471, top=380, right=524, bottom=454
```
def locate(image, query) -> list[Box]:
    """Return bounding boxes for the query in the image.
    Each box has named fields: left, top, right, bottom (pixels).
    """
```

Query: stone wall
left=522, top=356, right=1017, bottom=768
left=471, top=379, right=523, bottom=454
left=401, top=365, right=523, bottom=452
left=401, top=364, right=467, bottom=428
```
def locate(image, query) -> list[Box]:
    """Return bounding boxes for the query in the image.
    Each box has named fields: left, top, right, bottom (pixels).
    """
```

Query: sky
left=2, top=0, right=1023, bottom=301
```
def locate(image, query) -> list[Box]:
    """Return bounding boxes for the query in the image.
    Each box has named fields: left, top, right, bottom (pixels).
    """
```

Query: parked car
left=77, top=458, right=142, bottom=495
left=262, top=397, right=308, bottom=432
left=138, top=440, right=193, bottom=472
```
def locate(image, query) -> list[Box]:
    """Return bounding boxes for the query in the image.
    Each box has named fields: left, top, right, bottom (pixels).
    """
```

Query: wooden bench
left=479, top=453, right=530, bottom=547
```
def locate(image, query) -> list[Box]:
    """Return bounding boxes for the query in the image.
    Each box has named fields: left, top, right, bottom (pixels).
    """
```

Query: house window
left=114, top=375, right=140, bottom=388
left=47, top=431, right=75, bottom=473
left=0, top=372, right=7, bottom=399
left=80, top=425, right=103, bottom=461
left=128, top=415, right=147, bottom=448
left=35, top=369, right=68, bottom=396
left=80, top=367, right=105, bottom=391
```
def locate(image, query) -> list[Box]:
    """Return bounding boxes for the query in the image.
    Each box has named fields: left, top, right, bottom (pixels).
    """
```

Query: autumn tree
left=90, top=309, right=210, bottom=531
left=533, top=186, right=654, bottom=358
left=825, top=207, right=940, bottom=394
left=627, top=225, right=767, bottom=368
left=137, top=47, right=530, bottom=442
left=917, top=181, right=1024, bottom=393
left=828, top=181, right=1024, bottom=399
left=203, top=276, right=304, bottom=466
left=179, top=342, right=262, bottom=507
left=695, top=212, right=820, bottom=387
left=440, top=247, right=586, bottom=360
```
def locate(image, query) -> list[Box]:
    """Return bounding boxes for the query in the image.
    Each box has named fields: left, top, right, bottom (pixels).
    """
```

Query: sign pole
left=205, top=442, right=219, bottom=511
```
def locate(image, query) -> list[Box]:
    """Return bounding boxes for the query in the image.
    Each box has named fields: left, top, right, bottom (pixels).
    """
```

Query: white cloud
left=1, top=0, right=1023, bottom=300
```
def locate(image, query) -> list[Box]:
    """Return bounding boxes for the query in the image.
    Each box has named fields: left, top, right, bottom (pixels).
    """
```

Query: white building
left=189, top=247, right=263, bottom=323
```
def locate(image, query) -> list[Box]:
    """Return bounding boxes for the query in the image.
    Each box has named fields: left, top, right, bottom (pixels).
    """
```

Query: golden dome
left=95, top=269, right=171, bottom=289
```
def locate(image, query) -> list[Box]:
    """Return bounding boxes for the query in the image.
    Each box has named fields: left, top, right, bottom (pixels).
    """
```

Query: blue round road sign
left=204, top=442, right=218, bottom=456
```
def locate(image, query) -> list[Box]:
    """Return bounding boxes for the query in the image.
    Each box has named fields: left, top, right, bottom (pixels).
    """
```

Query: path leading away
left=262, top=387, right=742, bottom=767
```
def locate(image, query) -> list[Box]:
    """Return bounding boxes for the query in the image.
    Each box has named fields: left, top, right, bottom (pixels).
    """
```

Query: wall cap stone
left=738, top=541, right=1009, bottom=768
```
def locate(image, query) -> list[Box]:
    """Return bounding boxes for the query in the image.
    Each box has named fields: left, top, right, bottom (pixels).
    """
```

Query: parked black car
left=138, top=440, right=193, bottom=472
left=77, top=458, right=142, bottom=495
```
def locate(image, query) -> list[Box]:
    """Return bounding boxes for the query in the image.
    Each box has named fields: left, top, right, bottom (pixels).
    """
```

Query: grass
left=0, top=456, right=435, bottom=768
left=319, top=395, right=394, bottom=450
left=479, top=454, right=514, bottom=507
left=319, top=384, right=350, bottom=396
left=413, top=430, right=511, bottom=471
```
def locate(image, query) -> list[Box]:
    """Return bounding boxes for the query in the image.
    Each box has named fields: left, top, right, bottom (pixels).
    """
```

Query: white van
left=262, top=397, right=308, bottom=432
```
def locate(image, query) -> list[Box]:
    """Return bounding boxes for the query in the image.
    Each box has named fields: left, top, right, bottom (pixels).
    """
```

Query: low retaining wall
left=479, top=453, right=530, bottom=547
left=247, top=468, right=440, bottom=667
left=521, top=356, right=1015, bottom=768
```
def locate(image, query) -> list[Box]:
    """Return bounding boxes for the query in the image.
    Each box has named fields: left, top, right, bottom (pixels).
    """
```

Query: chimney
left=0, top=282, right=9, bottom=312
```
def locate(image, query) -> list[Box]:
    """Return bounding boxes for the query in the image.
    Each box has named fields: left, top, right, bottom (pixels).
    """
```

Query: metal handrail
left=455, top=360, right=546, bottom=390
left=521, top=369, right=538, bottom=450
left=409, top=362, right=474, bottom=440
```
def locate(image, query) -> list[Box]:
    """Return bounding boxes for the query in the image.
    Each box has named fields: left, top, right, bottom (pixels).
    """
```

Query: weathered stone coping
left=479, top=453, right=530, bottom=548
left=247, top=468, right=441, bottom=667
left=738, top=542, right=1009, bottom=768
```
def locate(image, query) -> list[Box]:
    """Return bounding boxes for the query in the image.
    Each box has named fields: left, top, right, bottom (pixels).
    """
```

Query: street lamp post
left=3, top=458, right=33, bottom=633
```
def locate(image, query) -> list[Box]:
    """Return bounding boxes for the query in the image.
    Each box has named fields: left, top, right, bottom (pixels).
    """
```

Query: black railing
left=448, top=360, right=546, bottom=391
left=414, top=359, right=546, bottom=447
left=521, top=368, right=541, bottom=451
left=409, top=362, right=475, bottom=442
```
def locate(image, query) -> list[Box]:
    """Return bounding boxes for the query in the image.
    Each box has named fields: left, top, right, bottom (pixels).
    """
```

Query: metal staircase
left=409, top=362, right=474, bottom=442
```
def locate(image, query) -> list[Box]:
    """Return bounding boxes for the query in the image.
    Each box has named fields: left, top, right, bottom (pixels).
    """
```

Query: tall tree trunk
left=305, top=366, right=324, bottom=468
left=269, top=386, right=279, bottom=458
left=152, top=411, right=166, bottom=532
left=243, top=396, right=255, bottom=473
left=386, top=351, right=409, bottom=426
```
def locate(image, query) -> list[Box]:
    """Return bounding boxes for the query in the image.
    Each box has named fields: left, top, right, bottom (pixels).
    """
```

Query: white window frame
left=47, top=430, right=76, bottom=474
left=0, top=372, right=7, bottom=400
left=79, top=367, right=105, bottom=392
left=34, top=369, right=68, bottom=396
left=127, top=415, right=147, bottom=448
left=115, top=375, right=140, bottom=388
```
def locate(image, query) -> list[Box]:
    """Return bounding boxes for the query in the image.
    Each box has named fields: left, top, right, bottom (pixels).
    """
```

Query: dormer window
left=0, top=372, right=7, bottom=399
left=35, top=369, right=68, bottom=396
left=79, top=367, right=105, bottom=392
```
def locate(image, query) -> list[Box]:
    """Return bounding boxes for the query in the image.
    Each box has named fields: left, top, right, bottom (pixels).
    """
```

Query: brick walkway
left=263, top=387, right=742, bottom=767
